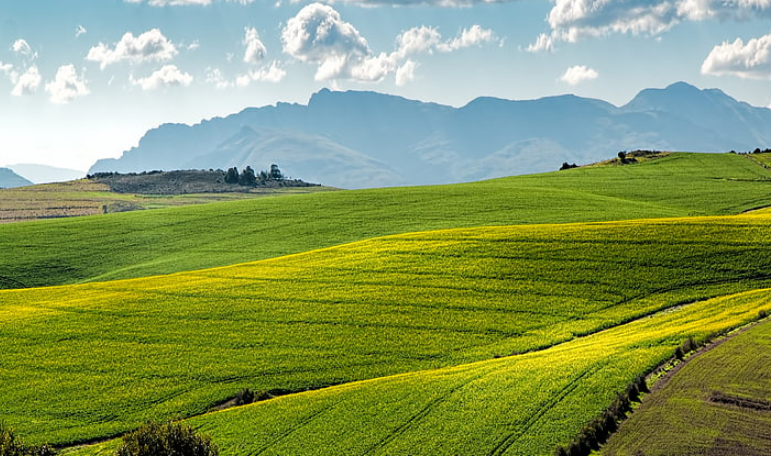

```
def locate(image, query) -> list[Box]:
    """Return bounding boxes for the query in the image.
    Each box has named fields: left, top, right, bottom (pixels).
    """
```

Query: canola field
left=4, top=153, right=771, bottom=455
left=64, top=288, right=771, bottom=456
left=3, top=213, right=771, bottom=449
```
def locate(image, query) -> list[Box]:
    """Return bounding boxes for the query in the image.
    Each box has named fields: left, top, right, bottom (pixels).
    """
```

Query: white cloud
left=76, top=25, right=88, bottom=37
left=86, top=29, right=178, bottom=70
left=282, top=3, right=394, bottom=81
left=132, top=64, right=193, bottom=90
left=395, top=26, right=443, bottom=58
left=526, top=33, right=555, bottom=53
left=249, top=61, right=287, bottom=82
left=395, top=60, right=419, bottom=86
left=282, top=3, right=370, bottom=65
left=678, top=0, right=771, bottom=21
left=529, top=0, right=771, bottom=51
left=701, top=32, right=771, bottom=79
left=11, top=65, right=41, bottom=96
left=440, top=24, right=500, bottom=51
left=243, top=27, right=267, bottom=64
left=206, top=67, right=231, bottom=89
left=125, top=0, right=255, bottom=5
left=560, top=65, right=599, bottom=85
left=0, top=62, right=12, bottom=75
left=236, top=61, right=288, bottom=86
left=282, top=3, right=500, bottom=84
left=210, top=61, right=287, bottom=89
left=12, top=39, right=33, bottom=56
left=45, top=64, right=90, bottom=104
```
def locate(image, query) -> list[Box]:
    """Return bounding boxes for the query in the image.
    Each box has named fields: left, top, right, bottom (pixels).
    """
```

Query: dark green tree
left=224, top=167, right=239, bottom=184
left=269, top=164, right=283, bottom=180
left=239, top=166, right=257, bottom=187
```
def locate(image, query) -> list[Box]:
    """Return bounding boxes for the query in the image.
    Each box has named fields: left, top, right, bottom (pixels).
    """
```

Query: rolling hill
left=3, top=152, right=771, bottom=455
left=5, top=152, right=771, bottom=290
left=4, top=214, right=771, bottom=449
left=89, top=82, right=771, bottom=188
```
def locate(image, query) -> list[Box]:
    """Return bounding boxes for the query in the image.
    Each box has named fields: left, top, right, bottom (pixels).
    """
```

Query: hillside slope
left=4, top=214, right=771, bottom=446
left=3, top=153, right=771, bottom=289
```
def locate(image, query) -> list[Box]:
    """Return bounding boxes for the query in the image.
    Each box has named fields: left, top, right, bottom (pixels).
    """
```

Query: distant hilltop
left=89, top=82, right=771, bottom=189
left=88, top=165, right=319, bottom=194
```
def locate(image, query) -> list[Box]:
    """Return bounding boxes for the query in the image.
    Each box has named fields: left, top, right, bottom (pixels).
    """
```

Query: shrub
left=116, top=421, right=218, bottom=456
left=234, top=388, right=255, bottom=406
left=0, top=425, right=55, bottom=456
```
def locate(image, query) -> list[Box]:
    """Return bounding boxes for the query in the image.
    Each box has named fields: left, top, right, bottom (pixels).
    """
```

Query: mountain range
left=90, top=82, right=771, bottom=189
left=0, top=168, right=33, bottom=189
left=8, top=164, right=85, bottom=184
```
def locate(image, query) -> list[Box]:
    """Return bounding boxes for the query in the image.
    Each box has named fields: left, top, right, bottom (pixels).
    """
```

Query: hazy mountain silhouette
left=0, top=168, right=33, bottom=188
left=9, top=164, right=85, bottom=184
left=90, top=82, right=771, bottom=188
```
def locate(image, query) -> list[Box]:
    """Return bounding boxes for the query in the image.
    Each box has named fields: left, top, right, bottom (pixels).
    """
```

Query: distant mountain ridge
left=9, top=164, right=84, bottom=184
left=0, top=168, right=33, bottom=188
left=90, top=82, right=771, bottom=188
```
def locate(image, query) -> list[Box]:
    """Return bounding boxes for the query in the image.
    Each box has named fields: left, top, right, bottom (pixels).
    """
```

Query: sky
left=1, top=0, right=771, bottom=172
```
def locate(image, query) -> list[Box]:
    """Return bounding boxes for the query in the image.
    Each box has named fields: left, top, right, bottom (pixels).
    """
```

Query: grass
left=0, top=179, right=333, bottom=224
left=3, top=213, right=771, bottom=446
left=62, top=288, right=771, bottom=456
left=3, top=152, right=771, bottom=289
left=601, top=317, right=771, bottom=456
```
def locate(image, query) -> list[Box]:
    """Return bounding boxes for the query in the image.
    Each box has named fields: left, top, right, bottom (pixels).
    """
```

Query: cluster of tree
left=224, top=164, right=284, bottom=187
left=559, top=162, right=579, bottom=170
left=87, top=170, right=163, bottom=179
left=0, top=425, right=55, bottom=456
left=617, top=151, right=635, bottom=164
left=729, top=148, right=771, bottom=155
left=616, top=150, right=666, bottom=165
left=553, top=375, right=648, bottom=456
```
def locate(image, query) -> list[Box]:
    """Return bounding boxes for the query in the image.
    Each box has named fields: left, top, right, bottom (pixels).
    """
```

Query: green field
left=3, top=152, right=771, bottom=455
left=3, top=212, right=771, bottom=447
left=601, top=318, right=771, bottom=456
left=61, top=288, right=771, bottom=456
left=3, top=152, right=771, bottom=290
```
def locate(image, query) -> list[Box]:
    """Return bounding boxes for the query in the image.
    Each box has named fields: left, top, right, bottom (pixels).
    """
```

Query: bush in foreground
left=0, top=425, right=55, bottom=456
left=116, top=421, right=218, bottom=456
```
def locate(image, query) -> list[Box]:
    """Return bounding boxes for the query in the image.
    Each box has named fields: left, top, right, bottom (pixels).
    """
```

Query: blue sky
left=1, top=0, right=771, bottom=171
